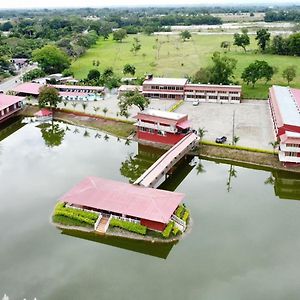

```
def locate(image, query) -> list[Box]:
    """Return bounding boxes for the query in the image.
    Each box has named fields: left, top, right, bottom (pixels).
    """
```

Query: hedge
left=172, top=226, right=182, bottom=236
left=109, top=218, right=147, bottom=235
left=52, top=215, right=93, bottom=228
left=162, top=221, right=174, bottom=238
left=182, top=210, right=190, bottom=222
left=175, top=205, right=185, bottom=219
left=53, top=202, right=98, bottom=226
left=168, top=100, right=184, bottom=112
left=201, top=140, right=276, bottom=155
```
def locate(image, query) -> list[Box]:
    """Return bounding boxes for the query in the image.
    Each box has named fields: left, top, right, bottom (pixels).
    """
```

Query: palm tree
left=72, top=102, right=77, bottom=109
left=82, top=102, right=88, bottom=111
left=269, top=140, right=279, bottom=155
left=103, top=107, right=108, bottom=116
left=198, top=127, right=207, bottom=142
left=63, top=101, right=68, bottom=107
left=93, top=106, right=100, bottom=114
left=232, top=135, right=240, bottom=145
left=196, top=161, right=206, bottom=174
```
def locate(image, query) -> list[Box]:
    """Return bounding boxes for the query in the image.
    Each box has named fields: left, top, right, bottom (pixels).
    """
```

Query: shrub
left=162, top=221, right=174, bottom=238
left=110, top=218, right=147, bottom=235
left=182, top=210, right=190, bottom=222
left=52, top=215, right=92, bottom=228
left=172, top=226, right=182, bottom=236
left=175, top=205, right=185, bottom=218
left=53, top=202, right=98, bottom=226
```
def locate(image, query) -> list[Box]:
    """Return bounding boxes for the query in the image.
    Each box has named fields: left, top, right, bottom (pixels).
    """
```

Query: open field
left=71, top=34, right=300, bottom=99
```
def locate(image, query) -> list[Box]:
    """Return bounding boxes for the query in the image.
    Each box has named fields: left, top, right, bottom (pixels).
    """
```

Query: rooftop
left=271, top=86, right=300, bottom=127
left=185, top=83, right=242, bottom=89
left=0, top=94, right=24, bottom=110
left=59, top=176, right=184, bottom=224
left=13, top=82, right=42, bottom=95
left=53, top=84, right=104, bottom=91
left=143, top=77, right=188, bottom=86
left=138, top=109, right=187, bottom=121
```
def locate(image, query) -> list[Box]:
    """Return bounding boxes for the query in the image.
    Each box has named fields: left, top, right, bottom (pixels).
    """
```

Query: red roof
left=0, top=94, right=24, bottom=110
left=177, top=120, right=191, bottom=129
left=291, top=88, right=300, bottom=108
left=59, top=176, right=184, bottom=224
left=53, top=84, right=104, bottom=91
left=13, top=82, right=42, bottom=95
left=34, top=108, right=52, bottom=117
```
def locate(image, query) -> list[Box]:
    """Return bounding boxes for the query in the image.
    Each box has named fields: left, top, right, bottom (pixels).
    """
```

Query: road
left=0, top=64, right=38, bottom=93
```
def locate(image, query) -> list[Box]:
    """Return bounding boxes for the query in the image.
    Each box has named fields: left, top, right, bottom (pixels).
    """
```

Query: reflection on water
left=0, top=117, right=25, bottom=142
left=60, top=229, right=177, bottom=259
left=226, top=165, right=238, bottom=193
left=272, top=170, right=300, bottom=201
left=39, top=122, right=66, bottom=148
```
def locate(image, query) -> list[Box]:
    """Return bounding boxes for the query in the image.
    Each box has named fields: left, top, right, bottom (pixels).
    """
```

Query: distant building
left=142, top=77, right=187, bottom=100
left=0, top=94, right=24, bottom=123
left=269, top=85, right=300, bottom=164
left=135, top=109, right=192, bottom=145
left=118, top=85, right=142, bottom=97
left=142, top=76, right=241, bottom=103
left=12, top=82, right=104, bottom=101
left=11, top=58, right=29, bottom=70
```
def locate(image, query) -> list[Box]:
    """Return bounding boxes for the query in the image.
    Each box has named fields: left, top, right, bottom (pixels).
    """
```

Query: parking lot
left=176, top=100, right=275, bottom=150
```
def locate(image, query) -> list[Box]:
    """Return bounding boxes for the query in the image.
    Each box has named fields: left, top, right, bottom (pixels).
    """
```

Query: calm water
left=1, top=118, right=300, bottom=300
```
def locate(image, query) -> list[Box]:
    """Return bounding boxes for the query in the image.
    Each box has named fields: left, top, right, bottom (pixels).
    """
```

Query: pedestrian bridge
left=134, top=132, right=199, bottom=188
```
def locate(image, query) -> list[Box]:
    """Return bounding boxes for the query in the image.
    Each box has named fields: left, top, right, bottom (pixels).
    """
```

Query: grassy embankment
left=21, top=105, right=135, bottom=139
left=71, top=34, right=300, bottom=99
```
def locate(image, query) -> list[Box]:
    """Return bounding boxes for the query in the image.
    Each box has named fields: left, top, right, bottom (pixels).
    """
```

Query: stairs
left=95, top=216, right=110, bottom=234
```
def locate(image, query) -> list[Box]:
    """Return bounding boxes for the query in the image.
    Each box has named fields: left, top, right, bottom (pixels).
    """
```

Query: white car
left=192, top=100, right=199, bottom=106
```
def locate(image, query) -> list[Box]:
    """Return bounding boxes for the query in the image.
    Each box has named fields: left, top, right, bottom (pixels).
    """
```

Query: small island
left=52, top=176, right=190, bottom=242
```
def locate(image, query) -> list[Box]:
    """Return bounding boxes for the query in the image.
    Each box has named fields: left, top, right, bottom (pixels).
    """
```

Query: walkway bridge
left=134, top=132, right=199, bottom=188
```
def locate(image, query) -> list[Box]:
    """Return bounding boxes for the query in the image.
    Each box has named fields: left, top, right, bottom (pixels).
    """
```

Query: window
left=209, top=96, right=218, bottom=100
left=286, top=143, right=300, bottom=148
left=149, top=128, right=155, bottom=134
left=157, top=130, right=165, bottom=136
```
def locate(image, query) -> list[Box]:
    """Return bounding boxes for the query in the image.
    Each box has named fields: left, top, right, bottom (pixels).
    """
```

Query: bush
left=182, top=210, right=190, bottom=222
left=110, top=218, right=147, bottom=235
left=53, top=202, right=98, bottom=226
left=162, top=221, right=174, bottom=238
left=175, top=205, right=184, bottom=219
left=172, top=226, right=182, bottom=236
left=52, top=215, right=93, bottom=228
left=168, top=100, right=184, bottom=112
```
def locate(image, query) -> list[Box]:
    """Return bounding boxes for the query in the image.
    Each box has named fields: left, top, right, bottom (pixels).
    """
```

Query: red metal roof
left=0, top=94, right=24, bottom=110
left=59, top=176, right=184, bottom=224
left=177, top=120, right=191, bottom=129
left=13, top=82, right=42, bottom=95
left=34, top=108, right=52, bottom=117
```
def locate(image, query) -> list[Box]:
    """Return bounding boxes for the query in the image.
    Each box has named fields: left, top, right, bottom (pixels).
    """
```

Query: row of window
left=0, top=103, right=20, bottom=117
left=284, top=151, right=299, bottom=157
left=144, top=93, right=177, bottom=99
left=185, top=90, right=240, bottom=94
left=148, top=85, right=184, bottom=91
left=286, top=143, right=300, bottom=148
left=140, top=126, right=166, bottom=136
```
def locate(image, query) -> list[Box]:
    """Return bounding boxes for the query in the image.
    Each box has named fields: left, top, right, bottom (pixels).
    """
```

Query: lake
left=0, top=118, right=300, bottom=300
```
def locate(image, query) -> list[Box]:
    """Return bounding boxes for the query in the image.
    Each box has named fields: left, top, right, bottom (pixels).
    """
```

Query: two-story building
left=269, top=85, right=300, bottom=164
left=135, top=109, right=192, bottom=145
left=0, top=94, right=24, bottom=123
left=142, top=76, right=242, bottom=103
left=142, top=77, right=187, bottom=100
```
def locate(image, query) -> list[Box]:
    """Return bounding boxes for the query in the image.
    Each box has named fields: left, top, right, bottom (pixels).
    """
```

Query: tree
left=130, top=37, right=141, bottom=55
left=282, top=66, right=297, bottom=85
left=209, top=52, right=237, bottom=85
left=118, top=91, right=150, bottom=117
left=192, top=67, right=212, bottom=84
left=255, top=28, right=271, bottom=52
left=180, top=30, right=192, bottom=42
left=113, top=29, right=127, bottom=43
left=220, top=41, right=231, bottom=52
left=233, top=28, right=250, bottom=52
left=123, top=64, right=136, bottom=76
left=232, top=135, right=240, bottom=145
left=87, top=69, right=101, bottom=81
left=269, top=140, right=280, bottom=154
left=241, top=60, right=274, bottom=87
left=102, top=107, right=108, bottom=116
left=287, top=33, right=300, bottom=56
left=102, top=67, right=114, bottom=78
left=32, top=45, right=70, bottom=74
left=22, top=68, right=45, bottom=82
left=198, top=127, right=207, bottom=142
left=38, top=86, right=61, bottom=110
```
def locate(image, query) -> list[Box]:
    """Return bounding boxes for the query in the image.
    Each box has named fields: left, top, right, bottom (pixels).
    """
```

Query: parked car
left=192, top=100, right=199, bottom=106
left=215, top=136, right=227, bottom=144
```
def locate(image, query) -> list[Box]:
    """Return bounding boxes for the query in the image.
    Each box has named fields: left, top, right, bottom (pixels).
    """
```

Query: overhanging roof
left=59, top=176, right=184, bottom=224
left=0, top=94, right=24, bottom=110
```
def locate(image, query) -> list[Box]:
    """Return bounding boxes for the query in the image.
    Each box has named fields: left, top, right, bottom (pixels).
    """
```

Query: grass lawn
left=71, top=34, right=300, bottom=99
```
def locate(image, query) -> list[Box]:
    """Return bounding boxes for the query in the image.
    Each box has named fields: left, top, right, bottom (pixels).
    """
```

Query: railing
left=104, top=215, right=113, bottom=232
left=94, top=213, right=103, bottom=230
left=171, top=215, right=186, bottom=232
left=65, top=203, right=100, bottom=215
left=136, top=121, right=177, bottom=133
left=111, top=214, right=140, bottom=224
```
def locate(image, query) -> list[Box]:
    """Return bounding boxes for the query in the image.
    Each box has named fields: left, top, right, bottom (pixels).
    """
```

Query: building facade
left=269, top=85, right=300, bottom=164
left=142, top=77, right=242, bottom=103
left=135, top=109, right=192, bottom=145
left=0, top=95, right=24, bottom=123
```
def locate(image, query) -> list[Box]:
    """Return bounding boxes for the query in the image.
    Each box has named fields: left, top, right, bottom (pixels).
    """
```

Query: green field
left=71, top=34, right=300, bottom=99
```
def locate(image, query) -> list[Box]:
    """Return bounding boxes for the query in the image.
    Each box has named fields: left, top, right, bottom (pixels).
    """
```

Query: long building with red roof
left=59, top=176, right=185, bottom=232
left=269, top=85, right=300, bottom=164
left=0, top=94, right=24, bottom=123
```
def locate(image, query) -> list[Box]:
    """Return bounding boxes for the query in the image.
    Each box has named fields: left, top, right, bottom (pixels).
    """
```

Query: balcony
left=135, top=120, right=177, bottom=133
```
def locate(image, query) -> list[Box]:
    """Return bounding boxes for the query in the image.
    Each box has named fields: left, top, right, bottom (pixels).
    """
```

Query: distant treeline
left=264, top=10, right=300, bottom=22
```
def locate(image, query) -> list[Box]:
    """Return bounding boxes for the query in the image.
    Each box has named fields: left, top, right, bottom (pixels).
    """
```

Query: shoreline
left=52, top=220, right=191, bottom=244
left=20, top=106, right=299, bottom=174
